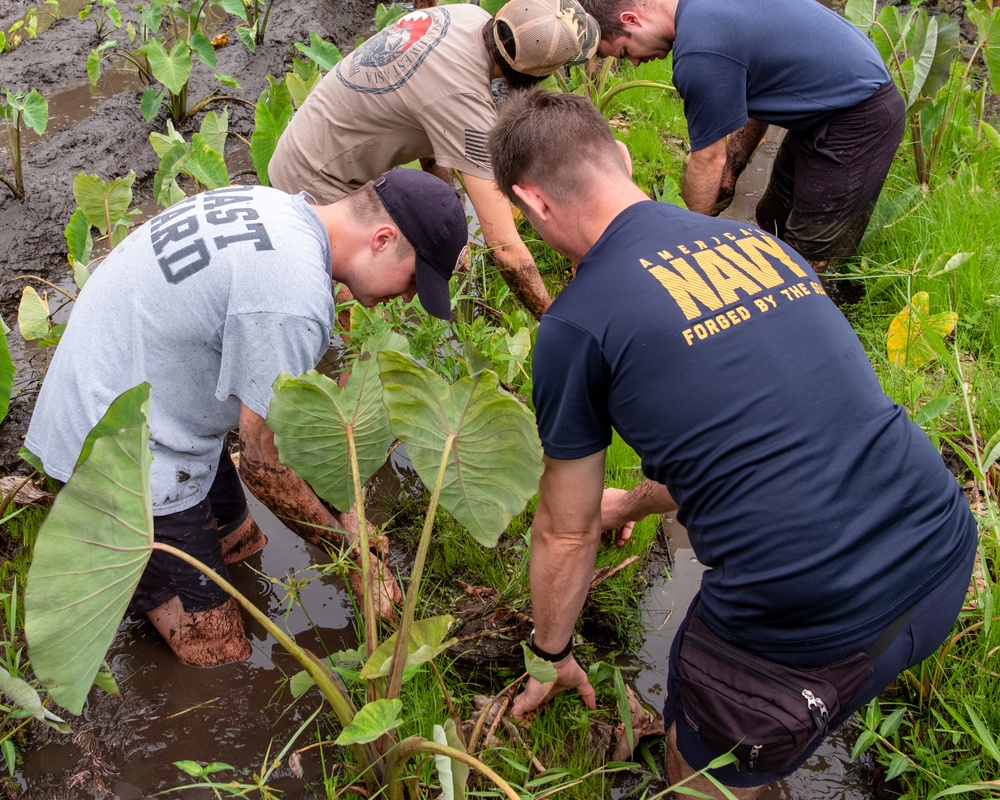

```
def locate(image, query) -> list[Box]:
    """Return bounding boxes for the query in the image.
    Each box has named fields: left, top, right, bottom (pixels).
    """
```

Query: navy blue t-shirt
left=533, top=201, right=976, bottom=651
left=673, top=0, right=890, bottom=149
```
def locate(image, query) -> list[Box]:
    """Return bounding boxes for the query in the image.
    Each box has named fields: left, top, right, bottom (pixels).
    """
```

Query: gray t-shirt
left=269, top=4, right=496, bottom=201
left=26, top=186, right=335, bottom=514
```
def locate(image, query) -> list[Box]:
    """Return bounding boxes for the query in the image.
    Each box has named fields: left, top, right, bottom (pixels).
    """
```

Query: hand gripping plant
left=24, top=331, right=543, bottom=798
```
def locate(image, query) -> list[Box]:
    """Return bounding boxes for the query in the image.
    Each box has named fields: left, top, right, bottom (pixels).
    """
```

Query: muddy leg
left=220, top=514, right=267, bottom=564
left=666, top=724, right=765, bottom=800
left=146, top=596, right=250, bottom=667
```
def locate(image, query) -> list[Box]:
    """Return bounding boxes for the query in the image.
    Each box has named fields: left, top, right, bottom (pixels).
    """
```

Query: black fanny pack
left=677, top=609, right=886, bottom=773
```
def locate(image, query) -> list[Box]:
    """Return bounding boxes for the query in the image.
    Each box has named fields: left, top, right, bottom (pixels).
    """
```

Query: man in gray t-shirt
left=26, top=169, right=467, bottom=667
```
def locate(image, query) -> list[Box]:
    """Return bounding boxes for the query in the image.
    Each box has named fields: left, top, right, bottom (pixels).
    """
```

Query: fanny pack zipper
left=685, top=631, right=831, bottom=740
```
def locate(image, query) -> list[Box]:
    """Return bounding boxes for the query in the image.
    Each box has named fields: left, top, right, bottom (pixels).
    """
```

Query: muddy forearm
left=722, top=119, right=769, bottom=196
left=237, top=442, right=345, bottom=548
left=488, top=243, right=552, bottom=319
left=623, top=479, right=678, bottom=519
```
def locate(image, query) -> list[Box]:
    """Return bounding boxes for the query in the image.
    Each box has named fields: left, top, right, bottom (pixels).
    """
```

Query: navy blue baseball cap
left=374, top=168, right=467, bottom=320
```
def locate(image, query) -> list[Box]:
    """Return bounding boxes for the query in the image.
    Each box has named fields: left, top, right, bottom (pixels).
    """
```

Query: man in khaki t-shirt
left=270, top=0, right=599, bottom=319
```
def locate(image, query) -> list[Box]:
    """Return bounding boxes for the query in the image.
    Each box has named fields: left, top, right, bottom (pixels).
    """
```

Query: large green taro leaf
left=377, top=350, right=543, bottom=547
left=25, top=384, right=153, bottom=715
left=266, top=333, right=407, bottom=511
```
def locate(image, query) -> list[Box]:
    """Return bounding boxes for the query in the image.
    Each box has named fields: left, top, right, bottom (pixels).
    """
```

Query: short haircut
left=483, top=18, right=545, bottom=90
left=489, top=88, right=625, bottom=203
left=581, top=0, right=631, bottom=40
left=349, top=181, right=415, bottom=259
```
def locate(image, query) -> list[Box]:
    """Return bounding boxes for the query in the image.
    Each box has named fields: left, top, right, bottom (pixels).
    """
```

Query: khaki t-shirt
left=270, top=4, right=496, bottom=202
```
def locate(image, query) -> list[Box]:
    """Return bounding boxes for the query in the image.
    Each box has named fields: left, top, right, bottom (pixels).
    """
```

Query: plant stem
left=598, top=80, right=675, bottom=114
left=2, top=275, right=77, bottom=301
left=346, top=427, right=378, bottom=667
left=385, top=435, right=454, bottom=701
left=383, top=737, right=521, bottom=800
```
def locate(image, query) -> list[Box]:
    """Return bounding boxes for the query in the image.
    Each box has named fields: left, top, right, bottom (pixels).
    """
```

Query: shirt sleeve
left=674, top=51, right=750, bottom=151
left=417, top=91, right=497, bottom=180
left=532, top=315, right=613, bottom=460
left=215, top=312, right=331, bottom=418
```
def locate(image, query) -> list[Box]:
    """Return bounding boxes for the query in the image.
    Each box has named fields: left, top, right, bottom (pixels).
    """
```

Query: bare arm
left=602, top=479, right=678, bottom=537
left=718, top=119, right=769, bottom=212
left=512, top=452, right=607, bottom=717
left=681, top=137, right=728, bottom=216
left=461, top=171, right=552, bottom=319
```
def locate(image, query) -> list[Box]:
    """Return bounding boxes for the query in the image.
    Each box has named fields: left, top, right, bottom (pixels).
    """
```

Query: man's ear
left=620, top=10, right=642, bottom=29
left=370, top=224, right=398, bottom=254
left=615, top=140, right=634, bottom=177
left=512, top=184, right=550, bottom=222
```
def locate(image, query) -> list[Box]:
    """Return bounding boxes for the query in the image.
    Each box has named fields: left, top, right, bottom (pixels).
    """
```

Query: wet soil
left=0, top=0, right=379, bottom=474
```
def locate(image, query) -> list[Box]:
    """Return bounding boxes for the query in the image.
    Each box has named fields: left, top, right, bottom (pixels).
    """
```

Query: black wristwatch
left=528, top=628, right=573, bottom=661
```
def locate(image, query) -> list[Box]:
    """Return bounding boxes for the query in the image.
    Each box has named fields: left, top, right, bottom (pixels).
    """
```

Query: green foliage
left=71, top=170, right=139, bottom=249
left=79, top=0, right=122, bottom=39
left=0, top=3, right=58, bottom=54
left=375, top=3, right=407, bottom=32
left=149, top=111, right=231, bottom=207
left=87, top=0, right=233, bottom=122
left=0, top=88, right=49, bottom=200
left=250, top=75, right=294, bottom=186
left=845, top=0, right=1000, bottom=188
left=266, top=334, right=405, bottom=512
left=335, top=699, right=404, bottom=745
left=0, top=317, right=13, bottom=426
left=377, top=350, right=543, bottom=547
left=217, top=0, right=275, bottom=50
left=16, top=287, right=51, bottom=343
left=25, top=384, right=154, bottom=715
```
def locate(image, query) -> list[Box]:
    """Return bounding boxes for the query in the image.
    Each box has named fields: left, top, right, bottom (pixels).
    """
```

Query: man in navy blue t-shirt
left=489, top=89, right=975, bottom=797
left=582, top=0, right=905, bottom=275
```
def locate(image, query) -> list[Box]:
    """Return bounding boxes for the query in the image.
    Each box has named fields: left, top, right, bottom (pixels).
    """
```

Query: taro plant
left=550, top=56, right=676, bottom=116
left=87, top=0, right=245, bottom=123
left=149, top=109, right=231, bottom=207
left=65, top=170, right=141, bottom=286
left=216, top=0, right=275, bottom=50
left=846, top=0, right=1000, bottom=188
left=250, top=37, right=341, bottom=185
left=0, top=88, right=48, bottom=200
left=0, top=2, right=59, bottom=54
left=24, top=330, right=545, bottom=797
left=79, top=0, right=123, bottom=40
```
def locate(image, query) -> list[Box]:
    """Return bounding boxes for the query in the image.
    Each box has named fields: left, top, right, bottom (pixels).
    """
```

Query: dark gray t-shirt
left=26, top=186, right=335, bottom=514
left=673, top=0, right=890, bottom=149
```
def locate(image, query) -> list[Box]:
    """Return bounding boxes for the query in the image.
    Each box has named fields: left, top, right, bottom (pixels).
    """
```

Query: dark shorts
left=755, top=80, right=906, bottom=262
left=130, top=449, right=249, bottom=615
left=663, top=540, right=976, bottom=788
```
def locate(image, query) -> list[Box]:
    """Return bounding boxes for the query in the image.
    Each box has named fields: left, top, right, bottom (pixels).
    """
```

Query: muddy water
left=19, top=492, right=357, bottom=798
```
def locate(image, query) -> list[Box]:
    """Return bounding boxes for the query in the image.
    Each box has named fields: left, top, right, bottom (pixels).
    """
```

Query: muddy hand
left=512, top=655, right=596, bottom=718
left=348, top=550, right=403, bottom=622
left=600, top=487, right=636, bottom=548
left=337, top=506, right=391, bottom=556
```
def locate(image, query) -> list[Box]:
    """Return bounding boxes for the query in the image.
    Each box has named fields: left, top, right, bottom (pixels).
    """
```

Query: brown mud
left=0, top=0, right=378, bottom=473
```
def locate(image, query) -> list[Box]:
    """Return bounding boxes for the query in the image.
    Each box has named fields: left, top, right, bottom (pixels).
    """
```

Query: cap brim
left=415, top=254, right=453, bottom=320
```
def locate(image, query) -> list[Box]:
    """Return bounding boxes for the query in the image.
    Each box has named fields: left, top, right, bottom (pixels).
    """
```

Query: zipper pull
left=748, top=744, right=762, bottom=771
left=802, top=689, right=829, bottom=734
